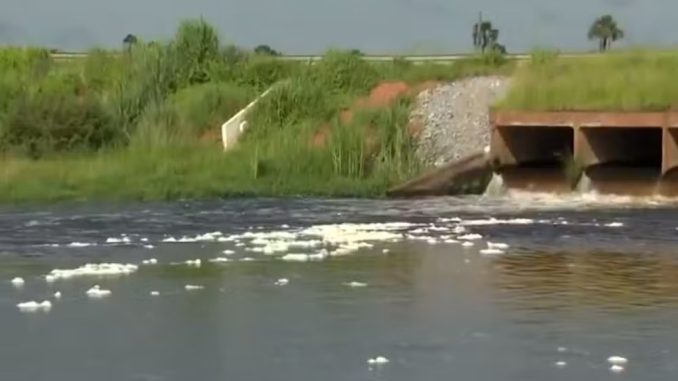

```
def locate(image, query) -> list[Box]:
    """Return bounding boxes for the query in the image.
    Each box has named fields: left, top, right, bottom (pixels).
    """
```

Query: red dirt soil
left=312, top=80, right=439, bottom=148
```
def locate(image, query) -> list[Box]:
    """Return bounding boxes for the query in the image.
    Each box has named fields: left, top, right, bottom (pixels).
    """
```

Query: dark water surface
left=2, top=196, right=678, bottom=381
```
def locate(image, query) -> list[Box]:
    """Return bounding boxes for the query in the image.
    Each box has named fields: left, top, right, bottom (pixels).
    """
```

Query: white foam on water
left=184, top=259, right=201, bottom=267
left=46, top=263, right=138, bottom=281
left=194, top=232, right=223, bottom=241
left=427, top=225, right=451, bottom=232
left=367, top=356, right=389, bottom=365
left=17, top=300, right=52, bottom=312
left=333, top=242, right=374, bottom=256
left=162, top=222, right=417, bottom=260
left=344, top=281, right=367, bottom=288
left=608, top=356, right=628, bottom=365
left=459, top=234, right=482, bottom=241
left=452, top=226, right=467, bottom=234
left=480, top=248, right=505, bottom=255
left=604, top=222, right=625, bottom=228
left=239, top=231, right=299, bottom=241
left=484, top=173, right=506, bottom=196
left=86, top=285, right=111, bottom=298
left=162, top=232, right=224, bottom=243
left=208, top=257, right=231, bottom=263
left=487, top=242, right=509, bottom=250
left=280, top=253, right=323, bottom=262
left=382, top=249, right=390, bottom=254
left=503, top=189, right=678, bottom=210
left=140, top=238, right=149, bottom=242
left=67, top=242, right=94, bottom=248
left=53, top=291, right=62, bottom=299
left=240, top=257, right=255, bottom=262
left=557, top=347, right=568, bottom=353
left=105, top=236, right=131, bottom=244
left=406, top=234, right=437, bottom=241
left=555, top=361, right=567, bottom=368
left=462, top=242, right=474, bottom=248
left=610, top=365, right=625, bottom=373
left=461, top=218, right=535, bottom=226
left=142, top=258, right=158, bottom=265
left=143, top=245, right=155, bottom=249
left=439, top=217, right=462, bottom=223
left=274, top=278, right=289, bottom=286
left=185, top=284, right=204, bottom=291
left=150, top=291, right=160, bottom=296
left=11, top=277, right=25, bottom=287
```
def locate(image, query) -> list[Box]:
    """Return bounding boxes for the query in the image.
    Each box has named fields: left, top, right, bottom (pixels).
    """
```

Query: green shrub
left=312, top=49, right=379, bottom=94
left=172, top=82, right=253, bottom=135
left=0, top=47, right=51, bottom=78
left=133, top=82, right=253, bottom=146
left=1, top=91, right=116, bottom=157
left=232, top=56, right=302, bottom=90
left=173, top=18, right=221, bottom=86
left=82, top=48, right=124, bottom=94
left=109, top=42, right=179, bottom=133
left=246, top=78, right=333, bottom=138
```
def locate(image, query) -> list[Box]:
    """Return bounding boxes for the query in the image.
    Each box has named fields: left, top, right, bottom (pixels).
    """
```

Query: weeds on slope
left=497, top=49, right=678, bottom=111
left=0, top=18, right=513, bottom=203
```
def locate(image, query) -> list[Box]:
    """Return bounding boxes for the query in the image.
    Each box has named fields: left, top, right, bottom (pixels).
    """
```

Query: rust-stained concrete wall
left=490, top=111, right=678, bottom=176
left=491, top=126, right=573, bottom=166
left=577, top=127, right=662, bottom=168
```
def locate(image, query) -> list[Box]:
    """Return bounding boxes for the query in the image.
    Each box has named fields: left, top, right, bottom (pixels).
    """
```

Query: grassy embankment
left=0, top=19, right=513, bottom=203
left=494, top=49, right=678, bottom=187
left=497, top=49, right=678, bottom=111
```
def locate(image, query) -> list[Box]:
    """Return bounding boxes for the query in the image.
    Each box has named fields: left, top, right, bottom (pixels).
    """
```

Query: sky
left=0, top=0, right=675, bottom=54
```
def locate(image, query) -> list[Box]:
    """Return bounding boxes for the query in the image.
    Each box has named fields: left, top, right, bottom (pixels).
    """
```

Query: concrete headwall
left=221, top=86, right=275, bottom=151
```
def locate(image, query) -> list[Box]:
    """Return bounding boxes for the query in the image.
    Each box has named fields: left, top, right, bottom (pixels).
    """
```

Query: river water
left=2, top=195, right=678, bottom=381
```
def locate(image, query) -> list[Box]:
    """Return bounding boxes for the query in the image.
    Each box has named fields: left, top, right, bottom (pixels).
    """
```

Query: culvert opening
left=496, top=126, right=575, bottom=167
left=581, top=127, right=662, bottom=195
left=581, top=127, right=662, bottom=169
left=493, top=126, right=575, bottom=192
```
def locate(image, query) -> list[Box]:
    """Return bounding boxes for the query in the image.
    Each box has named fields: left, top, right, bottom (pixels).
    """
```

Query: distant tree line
left=120, top=13, right=627, bottom=58
left=471, top=13, right=624, bottom=54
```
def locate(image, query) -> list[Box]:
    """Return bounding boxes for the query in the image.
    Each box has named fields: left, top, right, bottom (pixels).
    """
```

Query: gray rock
left=412, top=76, right=511, bottom=167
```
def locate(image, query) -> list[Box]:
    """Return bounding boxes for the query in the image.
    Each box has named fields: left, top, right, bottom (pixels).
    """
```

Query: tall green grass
left=0, top=19, right=513, bottom=203
left=497, top=49, right=678, bottom=111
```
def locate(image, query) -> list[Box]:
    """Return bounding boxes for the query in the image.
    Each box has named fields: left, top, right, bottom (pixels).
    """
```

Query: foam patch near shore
left=45, top=263, right=138, bottom=282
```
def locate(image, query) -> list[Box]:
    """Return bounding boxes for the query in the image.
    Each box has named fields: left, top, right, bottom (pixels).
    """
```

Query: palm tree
left=588, top=15, right=624, bottom=52
left=472, top=13, right=501, bottom=53
left=122, top=34, right=138, bottom=53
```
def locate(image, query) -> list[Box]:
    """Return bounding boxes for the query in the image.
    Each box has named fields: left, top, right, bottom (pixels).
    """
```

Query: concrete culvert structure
left=578, top=127, right=663, bottom=195
left=491, top=126, right=574, bottom=167
left=490, top=125, right=574, bottom=192
left=488, top=111, right=678, bottom=195
left=578, top=127, right=662, bottom=169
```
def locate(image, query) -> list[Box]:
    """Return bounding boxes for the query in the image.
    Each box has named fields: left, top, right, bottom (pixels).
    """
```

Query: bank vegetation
left=0, top=19, right=512, bottom=203
left=498, top=49, right=678, bottom=111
